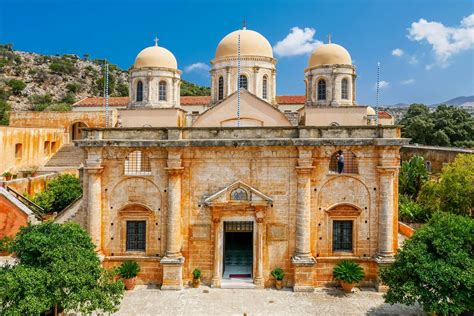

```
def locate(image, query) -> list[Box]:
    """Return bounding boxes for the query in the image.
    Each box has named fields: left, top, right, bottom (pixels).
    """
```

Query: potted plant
left=2, top=171, right=13, bottom=181
left=118, top=260, right=140, bottom=290
left=30, top=166, right=38, bottom=177
left=271, top=267, right=285, bottom=290
left=192, top=268, right=201, bottom=288
left=333, top=260, right=365, bottom=293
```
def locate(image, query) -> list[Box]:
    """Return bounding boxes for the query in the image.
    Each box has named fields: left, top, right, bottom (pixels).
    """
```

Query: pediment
left=192, top=90, right=292, bottom=127
left=204, top=180, right=273, bottom=206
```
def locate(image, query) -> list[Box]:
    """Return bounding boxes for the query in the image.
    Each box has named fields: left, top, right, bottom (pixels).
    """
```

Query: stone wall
left=0, top=126, right=65, bottom=174
left=401, top=145, right=473, bottom=173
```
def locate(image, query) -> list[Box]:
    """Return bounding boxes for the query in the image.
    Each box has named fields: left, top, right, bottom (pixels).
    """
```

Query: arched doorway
left=70, top=122, right=87, bottom=141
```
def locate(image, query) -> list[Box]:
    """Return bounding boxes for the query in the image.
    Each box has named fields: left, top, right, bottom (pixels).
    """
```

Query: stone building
left=72, top=27, right=406, bottom=291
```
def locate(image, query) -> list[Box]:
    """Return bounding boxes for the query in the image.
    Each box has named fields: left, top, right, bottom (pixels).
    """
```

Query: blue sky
left=0, top=0, right=473, bottom=105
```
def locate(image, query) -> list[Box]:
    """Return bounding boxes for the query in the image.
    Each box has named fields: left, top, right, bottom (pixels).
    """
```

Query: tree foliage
left=6, top=79, right=26, bottom=95
left=400, top=104, right=474, bottom=147
left=381, top=212, right=474, bottom=315
left=180, top=80, right=211, bottom=96
left=399, top=155, right=429, bottom=198
left=32, top=174, right=82, bottom=213
left=0, top=222, right=124, bottom=314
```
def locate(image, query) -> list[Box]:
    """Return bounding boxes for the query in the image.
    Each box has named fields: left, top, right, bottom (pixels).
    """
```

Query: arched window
left=329, top=150, right=358, bottom=174
left=239, top=74, right=248, bottom=90
left=231, top=188, right=248, bottom=200
left=159, top=81, right=167, bottom=101
left=136, top=81, right=143, bottom=102
left=124, top=151, right=151, bottom=175
left=262, top=75, right=268, bottom=100
left=218, top=76, right=224, bottom=100
left=317, top=79, right=326, bottom=100
left=341, top=78, right=349, bottom=100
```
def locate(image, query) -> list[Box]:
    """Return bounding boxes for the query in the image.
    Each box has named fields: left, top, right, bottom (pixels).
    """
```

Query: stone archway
left=70, top=121, right=88, bottom=141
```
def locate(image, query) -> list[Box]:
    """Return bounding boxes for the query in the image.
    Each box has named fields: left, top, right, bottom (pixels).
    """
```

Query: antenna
left=242, top=19, right=247, bottom=30
left=376, top=62, right=380, bottom=126
left=328, top=33, right=332, bottom=44
left=105, top=61, right=109, bottom=128
left=237, top=30, right=241, bottom=127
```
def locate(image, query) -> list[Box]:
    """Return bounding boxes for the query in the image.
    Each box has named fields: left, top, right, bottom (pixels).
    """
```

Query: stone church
left=67, top=27, right=405, bottom=291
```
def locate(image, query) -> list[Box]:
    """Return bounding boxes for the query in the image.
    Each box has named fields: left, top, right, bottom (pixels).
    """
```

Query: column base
left=375, top=255, right=395, bottom=292
left=211, top=276, right=221, bottom=288
left=292, top=256, right=316, bottom=292
left=160, top=256, right=185, bottom=290
left=253, top=277, right=264, bottom=289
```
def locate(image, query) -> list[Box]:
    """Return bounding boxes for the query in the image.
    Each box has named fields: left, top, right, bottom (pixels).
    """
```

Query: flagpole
left=376, top=62, right=380, bottom=126
left=237, top=29, right=241, bottom=127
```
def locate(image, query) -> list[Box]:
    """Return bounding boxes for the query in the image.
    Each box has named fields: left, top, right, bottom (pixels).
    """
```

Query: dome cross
left=154, top=37, right=159, bottom=46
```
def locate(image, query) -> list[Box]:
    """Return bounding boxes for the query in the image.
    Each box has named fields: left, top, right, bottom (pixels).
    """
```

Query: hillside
left=0, top=44, right=210, bottom=123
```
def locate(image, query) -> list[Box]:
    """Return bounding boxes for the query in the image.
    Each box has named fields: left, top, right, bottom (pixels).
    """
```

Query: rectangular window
left=333, top=220, right=353, bottom=252
left=44, top=141, right=50, bottom=155
left=15, top=143, right=22, bottom=160
left=51, top=141, right=57, bottom=153
left=126, top=221, right=146, bottom=251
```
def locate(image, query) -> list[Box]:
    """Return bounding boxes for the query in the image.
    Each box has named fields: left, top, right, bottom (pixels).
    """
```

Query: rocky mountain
left=432, top=96, right=474, bottom=107
left=0, top=44, right=210, bottom=116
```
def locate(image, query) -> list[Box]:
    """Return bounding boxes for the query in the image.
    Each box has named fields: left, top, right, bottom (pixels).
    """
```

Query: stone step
left=220, top=278, right=256, bottom=289
left=45, top=145, right=86, bottom=168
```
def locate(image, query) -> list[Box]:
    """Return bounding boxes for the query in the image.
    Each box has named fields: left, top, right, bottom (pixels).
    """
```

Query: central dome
left=308, top=43, right=352, bottom=68
left=134, top=45, right=178, bottom=69
left=215, top=29, right=273, bottom=59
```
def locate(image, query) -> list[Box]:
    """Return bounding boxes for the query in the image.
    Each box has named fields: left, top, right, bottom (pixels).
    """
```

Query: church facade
left=75, top=27, right=405, bottom=291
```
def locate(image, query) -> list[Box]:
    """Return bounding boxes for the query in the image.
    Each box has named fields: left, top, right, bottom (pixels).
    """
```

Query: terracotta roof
left=276, top=95, right=306, bottom=104
left=181, top=96, right=211, bottom=105
left=73, top=97, right=129, bottom=107
left=378, top=111, right=393, bottom=119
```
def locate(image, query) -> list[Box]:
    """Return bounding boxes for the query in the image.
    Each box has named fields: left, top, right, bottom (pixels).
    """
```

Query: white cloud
left=374, top=80, right=390, bottom=89
left=408, top=13, right=474, bottom=66
left=408, top=55, right=419, bottom=64
left=401, top=79, right=415, bottom=85
left=392, top=48, right=404, bottom=57
left=185, top=62, right=210, bottom=73
left=273, top=27, right=323, bottom=57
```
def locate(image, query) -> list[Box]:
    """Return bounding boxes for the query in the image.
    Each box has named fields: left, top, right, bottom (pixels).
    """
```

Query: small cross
left=242, top=19, right=247, bottom=30
left=154, top=37, right=159, bottom=46
left=328, top=33, right=332, bottom=44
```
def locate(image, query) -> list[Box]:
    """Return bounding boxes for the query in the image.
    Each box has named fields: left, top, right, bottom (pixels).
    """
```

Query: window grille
left=231, top=188, right=248, bottom=200
left=224, top=221, right=253, bottom=232
left=329, top=150, right=358, bottom=174
left=159, top=81, right=167, bottom=101
left=239, top=75, right=248, bottom=90
left=136, top=81, right=143, bottom=102
left=317, top=79, right=326, bottom=100
left=341, top=78, right=349, bottom=100
left=126, top=221, right=146, bottom=251
left=333, top=220, right=353, bottom=252
left=124, top=151, right=151, bottom=175
left=262, top=76, right=268, bottom=99
left=218, top=76, right=224, bottom=100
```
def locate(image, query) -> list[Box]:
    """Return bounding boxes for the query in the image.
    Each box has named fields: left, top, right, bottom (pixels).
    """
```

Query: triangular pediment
left=204, top=180, right=273, bottom=206
left=192, top=90, right=292, bottom=127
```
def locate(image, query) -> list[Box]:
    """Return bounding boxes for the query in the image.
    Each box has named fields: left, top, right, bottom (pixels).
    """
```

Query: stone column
left=376, top=166, right=398, bottom=261
left=254, top=217, right=265, bottom=288
left=161, top=149, right=185, bottom=290
left=84, top=148, right=103, bottom=251
left=211, top=217, right=222, bottom=288
left=271, top=69, right=276, bottom=104
left=292, top=148, right=316, bottom=292
left=226, top=67, right=231, bottom=97
left=253, top=66, right=259, bottom=97
left=352, top=74, right=357, bottom=105
left=306, top=74, right=313, bottom=106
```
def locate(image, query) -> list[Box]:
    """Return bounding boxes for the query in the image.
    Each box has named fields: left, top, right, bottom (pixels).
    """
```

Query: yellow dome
left=215, top=29, right=273, bottom=59
left=308, top=43, right=352, bottom=68
left=134, top=45, right=177, bottom=69
left=367, top=106, right=376, bottom=116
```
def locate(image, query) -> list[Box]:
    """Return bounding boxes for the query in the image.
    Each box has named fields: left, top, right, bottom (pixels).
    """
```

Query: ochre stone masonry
left=77, top=126, right=406, bottom=290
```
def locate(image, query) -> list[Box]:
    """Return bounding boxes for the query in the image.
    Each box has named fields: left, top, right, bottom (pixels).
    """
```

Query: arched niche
left=317, top=176, right=370, bottom=212
left=110, top=177, right=162, bottom=213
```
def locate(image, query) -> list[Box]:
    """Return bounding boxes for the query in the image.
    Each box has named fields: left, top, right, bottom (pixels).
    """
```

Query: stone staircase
left=42, top=144, right=86, bottom=171
left=54, top=196, right=85, bottom=226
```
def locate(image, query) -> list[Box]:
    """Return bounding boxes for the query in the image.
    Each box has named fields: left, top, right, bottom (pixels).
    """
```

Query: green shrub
left=66, top=82, right=81, bottom=93
left=29, top=93, right=52, bottom=105
left=49, top=59, right=76, bottom=75
left=381, top=212, right=474, bottom=315
left=118, top=261, right=140, bottom=279
left=33, top=103, right=50, bottom=111
left=0, top=235, right=13, bottom=253
left=6, top=79, right=26, bottom=95
left=115, top=82, right=129, bottom=97
left=333, top=260, right=365, bottom=283
left=399, top=155, right=428, bottom=198
left=60, top=93, right=75, bottom=104
left=32, top=174, right=82, bottom=213
left=45, top=102, right=72, bottom=112
left=192, top=268, right=202, bottom=279
left=271, top=267, right=285, bottom=280
left=0, top=98, right=11, bottom=125
left=399, top=194, right=430, bottom=223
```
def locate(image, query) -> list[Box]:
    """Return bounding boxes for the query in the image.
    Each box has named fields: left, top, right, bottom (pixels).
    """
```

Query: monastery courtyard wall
left=78, top=126, right=405, bottom=290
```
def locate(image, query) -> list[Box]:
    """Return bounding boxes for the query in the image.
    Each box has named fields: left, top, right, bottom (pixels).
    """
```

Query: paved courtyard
left=113, top=286, right=426, bottom=315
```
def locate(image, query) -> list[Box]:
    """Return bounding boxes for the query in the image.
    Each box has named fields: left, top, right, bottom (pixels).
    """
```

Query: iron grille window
left=329, top=150, right=358, bottom=174
left=159, top=81, right=167, bottom=101
left=341, top=78, right=349, bottom=100
left=333, top=220, right=353, bottom=252
left=262, top=76, right=268, bottom=99
left=136, top=81, right=143, bottom=102
left=126, top=221, right=146, bottom=251
left=124, top=151, right=151, bottom=175
left=224, top=221, right=253, bottom=232
left=218, top=76, right=224, bottom=100
left=317, top=79, right=326, bottom=100
left=239, top=75, right=248, bottom=90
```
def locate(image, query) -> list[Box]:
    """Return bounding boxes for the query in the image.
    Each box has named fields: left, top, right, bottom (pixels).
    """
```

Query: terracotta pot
left=340, top=281, right=355, bottom=293
left=123, top=277, right=137, bottom=290
left=192, top=278, right=200, bottom=288
left=275, top=279, right=283, bottom=290
left=5, top=176, right=12, bottom=181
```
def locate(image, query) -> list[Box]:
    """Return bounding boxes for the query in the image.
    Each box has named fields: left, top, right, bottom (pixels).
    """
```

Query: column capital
left=295, top=166, right=314, bottom=174
left=84, top=167, right=103, bottom=175
left=165, top=167, right=184, bottom=175
left=376, top=166, right=399, bottom=174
